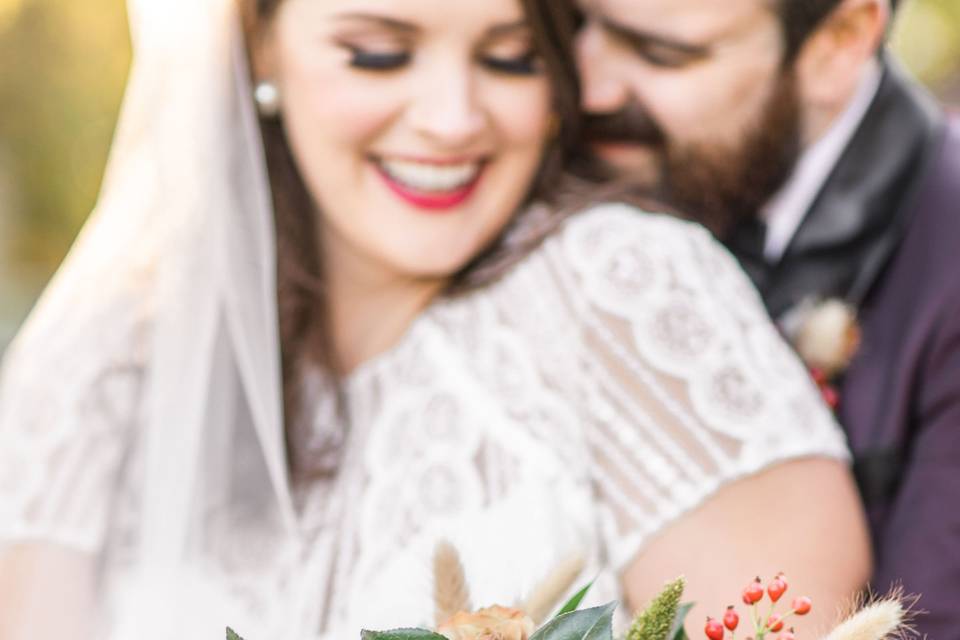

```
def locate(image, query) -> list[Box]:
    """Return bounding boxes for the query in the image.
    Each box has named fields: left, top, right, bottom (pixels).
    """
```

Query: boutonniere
left=780, top=298, right=862, bottom=409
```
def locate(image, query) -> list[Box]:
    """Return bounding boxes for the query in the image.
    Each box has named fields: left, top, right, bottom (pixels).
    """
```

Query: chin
left=385, top=246, right=480, bottom=282
left=594, top=144, right=661, bottom=185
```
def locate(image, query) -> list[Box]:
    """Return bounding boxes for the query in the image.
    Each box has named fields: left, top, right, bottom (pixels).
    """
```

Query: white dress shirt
left=762, top=61, right=884, bottom=262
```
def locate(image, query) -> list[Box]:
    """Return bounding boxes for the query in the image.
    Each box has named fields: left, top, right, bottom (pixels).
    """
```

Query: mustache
left=582, top=100, right=666, bottom=147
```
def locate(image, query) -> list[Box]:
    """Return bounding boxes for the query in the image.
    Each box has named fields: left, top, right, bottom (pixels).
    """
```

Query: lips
left=373, top=157, right=485, bottom=211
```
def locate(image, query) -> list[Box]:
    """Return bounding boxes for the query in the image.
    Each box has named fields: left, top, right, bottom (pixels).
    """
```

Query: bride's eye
left=342, top=45, right=411, bottom=71
left=480, top=50, right=542, bottom=76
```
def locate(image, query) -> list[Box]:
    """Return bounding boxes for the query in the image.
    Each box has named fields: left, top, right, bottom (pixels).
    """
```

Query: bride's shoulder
left=552, top=202, right=715, bottom=257
left=484, top=201, right=766, bottom=339
left=532, top=202, right=750, bottom=298
left=560, top=201, right=704, bottom=234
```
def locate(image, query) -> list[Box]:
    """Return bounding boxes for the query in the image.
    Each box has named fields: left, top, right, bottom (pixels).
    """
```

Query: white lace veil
left=126, top=0, right=298, bottom=560
left=3, top=0, right=297, bottom=609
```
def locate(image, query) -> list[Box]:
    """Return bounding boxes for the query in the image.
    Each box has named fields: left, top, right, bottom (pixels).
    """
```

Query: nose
left=409, top=61, right=486, bottom=148
left=576, top=21, right=631, bottom=115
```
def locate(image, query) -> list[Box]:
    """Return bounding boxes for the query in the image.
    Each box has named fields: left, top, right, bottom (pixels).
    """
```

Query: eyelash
left=348, top=49, right=411, bottom=70
left=346, top=47, right=542, bottom=76
left=602, top=28, right=701, bottom=69
left=635, top=46, right=692, bottom=69
left=481, top=51, right=541, bottom=76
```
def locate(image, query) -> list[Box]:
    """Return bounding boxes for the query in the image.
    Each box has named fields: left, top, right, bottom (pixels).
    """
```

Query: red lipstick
left=374, top=161, right=483, bottom=212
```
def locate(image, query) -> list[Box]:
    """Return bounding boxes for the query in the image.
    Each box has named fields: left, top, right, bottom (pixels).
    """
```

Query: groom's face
left=576, top=0, right=804, bottom=233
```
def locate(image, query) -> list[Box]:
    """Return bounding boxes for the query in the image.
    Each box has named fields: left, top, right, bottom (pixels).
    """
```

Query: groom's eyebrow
left=598, top=15, right=711, bottom=58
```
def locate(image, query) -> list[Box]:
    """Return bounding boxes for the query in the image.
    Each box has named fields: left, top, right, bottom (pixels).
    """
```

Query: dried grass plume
left=822, top=588, right=919, bottom=640
left=434, top=541, right=472, bottom=627
left=521, top=552, right=587, bottom=624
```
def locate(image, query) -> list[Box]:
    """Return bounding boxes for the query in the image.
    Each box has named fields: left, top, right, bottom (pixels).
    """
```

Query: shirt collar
left=762, top=61, right=883, bottom=262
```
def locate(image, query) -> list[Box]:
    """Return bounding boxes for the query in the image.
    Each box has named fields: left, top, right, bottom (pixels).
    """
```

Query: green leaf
left=554, top=581, right=595, bottom=618
left=226, top=628, right=245, bottom=640
left=529, top=602, right=617, bottom=640
left=360, top=629, right=449, bottom=640
left=667, top=603, right=695, bottom=640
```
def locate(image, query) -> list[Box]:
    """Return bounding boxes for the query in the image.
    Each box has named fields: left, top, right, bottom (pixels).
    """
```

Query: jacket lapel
left=761, top=57, right=944, bottom=319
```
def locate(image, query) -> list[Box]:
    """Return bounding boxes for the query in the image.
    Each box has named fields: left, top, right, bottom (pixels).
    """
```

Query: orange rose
left=438, top=606, right=535, bottom=640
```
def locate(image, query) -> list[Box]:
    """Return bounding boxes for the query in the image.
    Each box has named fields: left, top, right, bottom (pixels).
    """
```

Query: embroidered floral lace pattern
left=0, top=265, right=152, bottom=555
left=0, top=206, right=848, bottom=639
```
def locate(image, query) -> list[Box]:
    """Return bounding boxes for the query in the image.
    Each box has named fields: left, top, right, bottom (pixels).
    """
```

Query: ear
left=794, top=0, right=889, bottom=112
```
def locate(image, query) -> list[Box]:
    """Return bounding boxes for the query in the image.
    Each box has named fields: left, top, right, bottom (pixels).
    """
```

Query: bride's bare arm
left=0, top=543, right=97, bottom=640
left=621, top=457, right=872, bottom=637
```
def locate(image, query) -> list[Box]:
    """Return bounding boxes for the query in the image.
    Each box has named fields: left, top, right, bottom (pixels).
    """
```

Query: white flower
left=794, top=299, right=861, bottom=379
left=438, top=606, right=536, bottom=640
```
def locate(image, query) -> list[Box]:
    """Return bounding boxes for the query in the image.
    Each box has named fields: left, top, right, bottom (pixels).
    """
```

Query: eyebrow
left=598, top=15, right=711, bottom=58
left=485, top=20, right=532, bottom=39
left=332, top=13, right=531, bottom=39
left=333, top=12, right=420, bottom=33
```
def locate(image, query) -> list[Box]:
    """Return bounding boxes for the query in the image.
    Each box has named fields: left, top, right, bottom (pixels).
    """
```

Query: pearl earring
left=254, top=81, right=281, bottom=118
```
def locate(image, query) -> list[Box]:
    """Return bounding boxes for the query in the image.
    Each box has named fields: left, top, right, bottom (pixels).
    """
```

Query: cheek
left=635, top=61, right=780, bottom=146
left=484, top=80, right=552, bottom=152
left=277, top=44, right=398, bottom=164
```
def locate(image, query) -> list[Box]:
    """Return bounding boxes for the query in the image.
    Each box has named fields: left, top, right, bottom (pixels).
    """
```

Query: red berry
left=766, top=614, right=785, bottom=633
left=822, top=386, right=840, bottom=409
left=705, top=617, right=725, bottom=640
left=723, top=607, right=739, bottom=631
left=742, top=578, right=764, bottom=605
left=792, top=596, right=813, bottom=616
left=810, top=367, right=827, bottom=385
left=767, top=575, right=787, bottom=603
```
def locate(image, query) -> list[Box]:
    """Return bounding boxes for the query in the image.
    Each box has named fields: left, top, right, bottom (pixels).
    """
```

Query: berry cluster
left=704, top=574, right=812, bottom=640
left=810, top=367, right=840, bottom=410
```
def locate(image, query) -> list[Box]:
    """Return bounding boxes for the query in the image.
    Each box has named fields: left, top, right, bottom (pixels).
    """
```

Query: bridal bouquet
left=226, top=543, right=915, bottom=640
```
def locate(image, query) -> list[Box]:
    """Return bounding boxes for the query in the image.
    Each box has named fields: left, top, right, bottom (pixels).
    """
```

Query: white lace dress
left=0, top=206, right=848, bottom=639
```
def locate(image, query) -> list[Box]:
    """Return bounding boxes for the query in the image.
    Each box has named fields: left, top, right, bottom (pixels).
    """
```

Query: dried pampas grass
left=822, top=589, right=919, bottom=640
left=434, top=541, right=472, bottom=627
left=432, top=543, right=586, bottom=628
left=522, top=553, right=587, bottom=624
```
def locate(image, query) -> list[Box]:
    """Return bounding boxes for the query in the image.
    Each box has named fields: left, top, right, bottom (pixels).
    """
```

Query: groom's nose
left=576, top=20, right=632, bottom=116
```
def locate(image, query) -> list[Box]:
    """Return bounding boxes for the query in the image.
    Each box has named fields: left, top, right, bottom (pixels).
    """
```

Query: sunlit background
left=0, top=0, right=959, bottom=351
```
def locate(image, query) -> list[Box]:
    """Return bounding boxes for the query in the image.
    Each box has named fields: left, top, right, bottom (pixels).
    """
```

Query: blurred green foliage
left=0, top=0, right=130, bottom=343
left=0, top=0, right=130, bottom=270
left=892, top=0, right=960, bottom=93
left=0, top=0, right=958, bottom=345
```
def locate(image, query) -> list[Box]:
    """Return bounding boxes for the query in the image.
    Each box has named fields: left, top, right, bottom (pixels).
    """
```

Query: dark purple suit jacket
left=726, top=59, right=960, bottom=638
left=841, top=115, right=960, bottom=638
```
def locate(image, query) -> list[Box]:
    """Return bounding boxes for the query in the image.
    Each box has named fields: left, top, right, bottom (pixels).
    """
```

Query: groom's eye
left=632, top=42, right=702, bottom=69
left=596, top=17, right=710, bottom=70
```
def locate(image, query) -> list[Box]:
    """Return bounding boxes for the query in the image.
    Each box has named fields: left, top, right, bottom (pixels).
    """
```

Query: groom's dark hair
left=775, top=0, right=901, bottom=60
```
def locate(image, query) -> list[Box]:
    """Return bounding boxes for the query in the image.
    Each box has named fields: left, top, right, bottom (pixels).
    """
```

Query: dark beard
left=658, top=76, right=803, bottom=237
left=582, top=74, right=803, bottom=237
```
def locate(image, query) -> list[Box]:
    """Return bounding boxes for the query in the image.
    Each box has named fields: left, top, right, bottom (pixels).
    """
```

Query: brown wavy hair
left=240, top=0, right=584, bottom=477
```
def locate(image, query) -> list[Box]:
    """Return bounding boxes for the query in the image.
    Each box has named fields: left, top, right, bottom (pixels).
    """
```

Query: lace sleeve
left=0, top=270, right=151, bottom=554
left=552, top=204, right=849, bottom=569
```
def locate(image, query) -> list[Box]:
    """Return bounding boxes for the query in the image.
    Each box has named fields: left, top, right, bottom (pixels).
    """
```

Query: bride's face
left=260, top=0, right=554, bottom=280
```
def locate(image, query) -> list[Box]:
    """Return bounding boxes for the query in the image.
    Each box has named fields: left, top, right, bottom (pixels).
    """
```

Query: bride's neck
left=322, top=235, right=446, bottom=376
